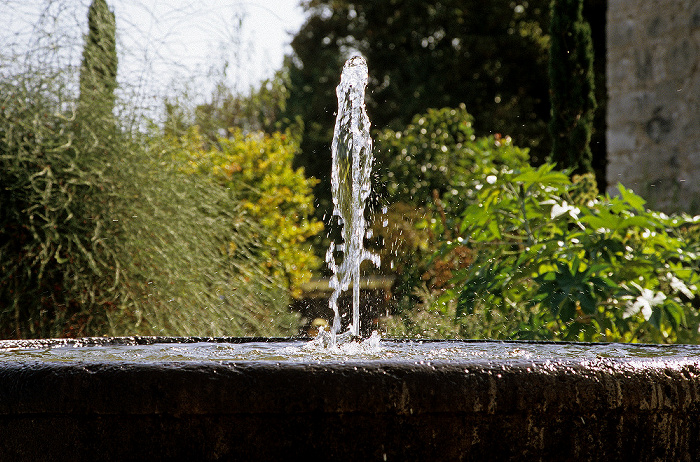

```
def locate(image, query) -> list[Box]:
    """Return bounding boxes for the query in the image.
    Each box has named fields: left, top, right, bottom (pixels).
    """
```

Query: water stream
left=326, top=55, right=380, bottom=339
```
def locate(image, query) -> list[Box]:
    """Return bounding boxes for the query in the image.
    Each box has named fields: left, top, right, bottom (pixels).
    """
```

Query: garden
left=2, top=0, right=699, bottom=343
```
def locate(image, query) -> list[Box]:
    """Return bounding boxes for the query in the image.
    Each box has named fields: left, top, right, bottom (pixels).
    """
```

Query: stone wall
left=607, top=0, right=700, bottom=212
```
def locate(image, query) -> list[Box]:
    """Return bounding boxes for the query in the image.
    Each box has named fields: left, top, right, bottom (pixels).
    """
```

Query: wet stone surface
left=0, top=337, right=699, bottom=461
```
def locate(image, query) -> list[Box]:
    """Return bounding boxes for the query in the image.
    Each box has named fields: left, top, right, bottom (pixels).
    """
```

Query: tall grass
left=108, top=130, right=297, bottom=337
left=0, top=17, right=298, bottom=339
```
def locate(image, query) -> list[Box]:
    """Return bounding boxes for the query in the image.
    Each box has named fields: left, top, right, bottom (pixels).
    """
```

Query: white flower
left=623, top=284, right=666, bottom=320
left=550, top=201, right=580, bottom=220
left=668, top=273, right=695, bottom=299
left=486, top=175, right=497, bottom=184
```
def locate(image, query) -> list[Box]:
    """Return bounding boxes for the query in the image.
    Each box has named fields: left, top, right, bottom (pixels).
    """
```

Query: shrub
left=166, top=127, right=324, bottom=297
left=0, top=0, right=302, bottom=338
left=376, top=107, right=700, bottom=343
left=0, top=78, right=302, bottom=338
left=373, top=106, right=529, bottom=316
left=0, top=73, right=124, bottom=338
left=378, top=105, right=529, bottom=212
left=442, top=164, right=700, bottom=343
left=111, top=130, right=300, bottom=337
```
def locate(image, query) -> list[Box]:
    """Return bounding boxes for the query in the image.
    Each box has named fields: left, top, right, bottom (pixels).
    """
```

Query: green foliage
left=0, top=74, right=301, bottom=338
left=170, top=127, right=324, bottom=297
left=0, top=0, right=303, bottom=338
left=375, top=107, right=699, bottom=343
left=79, top=0, right=118, bottom=125
left=569, top=172, right=599, bottom=205
left=193, top=71, right=292, bottom=140
left=378, top=105, right=530, bottom=212
left=0, top=76, right=120, bottom=338
left=117, top=131, right=300, bottom=337
left=548, top=0, right=597, bottom=174
left=379, top=106, right=477, bottom=205
left=379, top=281, right=463, bottom=339
left=373, top=106, right=529, bottom=317
left=444, top=165, right=700, bottom=343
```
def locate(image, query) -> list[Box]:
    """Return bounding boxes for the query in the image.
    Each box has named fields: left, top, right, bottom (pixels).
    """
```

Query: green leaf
left=512, top=164, right=570, bottom=189
left=617, top=183, right=646, bottom=211
left=579, top=291, right=597, bottom=315
left=663, top=300, right=685, bottom=330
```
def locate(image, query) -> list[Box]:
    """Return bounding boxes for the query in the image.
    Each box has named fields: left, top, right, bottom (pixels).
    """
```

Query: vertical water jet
left=326, top=55, right=379, bottom=338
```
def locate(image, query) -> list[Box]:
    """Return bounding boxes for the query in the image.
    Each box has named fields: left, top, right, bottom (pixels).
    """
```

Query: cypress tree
left=548, top=0, right=596, bottom=174
left=78, top=0, right=118, bottom=124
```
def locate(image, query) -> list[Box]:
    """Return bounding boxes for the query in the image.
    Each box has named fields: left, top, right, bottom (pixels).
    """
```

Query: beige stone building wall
left=607, top=0, right=700, bottom=212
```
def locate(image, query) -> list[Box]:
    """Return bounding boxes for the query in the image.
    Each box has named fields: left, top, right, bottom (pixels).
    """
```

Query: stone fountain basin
left=1, top=337, right=699, bottom=461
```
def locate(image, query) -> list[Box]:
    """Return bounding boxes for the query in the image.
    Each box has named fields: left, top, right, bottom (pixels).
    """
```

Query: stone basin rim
left=1, top=337, right=699, bottom=461
left=0, top=335, right=697, bottom=350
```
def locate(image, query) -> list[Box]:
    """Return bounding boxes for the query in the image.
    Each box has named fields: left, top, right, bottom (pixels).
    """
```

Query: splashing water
left=4, top=337, right=698, bottom=362
left=326, top=56, right=380, bottom=339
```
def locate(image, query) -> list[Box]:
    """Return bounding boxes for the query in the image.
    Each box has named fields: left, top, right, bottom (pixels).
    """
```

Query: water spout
left=326, top=55, right=380, bottom=338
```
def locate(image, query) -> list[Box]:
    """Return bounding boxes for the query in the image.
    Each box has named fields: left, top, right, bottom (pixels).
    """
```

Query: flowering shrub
left=444, top=164, right=700, bottom=343
left=377, top=107, right=700, bottom=343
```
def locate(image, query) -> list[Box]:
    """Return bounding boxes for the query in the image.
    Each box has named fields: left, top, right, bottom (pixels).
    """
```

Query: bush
left=373, top=106, right=529, bottom=317
left=170, top=127, right=324, bottom=296
left=111, top=130, right=300, bottom=337
left=438, top=165, right=700, bottom=343
left=378, top=105, right=529, bottom=211
left=0, top=74, right=123, bottom=338
left=0, top=0, right=303, bottom=339
left=376, top=107, right=700, bottom=343
left=0, top=71, right=301, bottom=339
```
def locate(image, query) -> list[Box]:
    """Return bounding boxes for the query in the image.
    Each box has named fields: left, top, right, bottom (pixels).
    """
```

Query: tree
left=283, top=0, right=551, bottom=214
left=78, top=0, right=118, bottom=125
left=583, top=0, right=608, bottom=190
left=548, top=0, right=597, bottom=175
left=193, top=72, right=292, bottom=140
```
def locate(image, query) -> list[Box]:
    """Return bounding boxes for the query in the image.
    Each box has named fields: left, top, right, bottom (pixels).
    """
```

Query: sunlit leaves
left=375, top=106, right=700, bottom=343
left=446, top=160, right=700, bottom=343
left=171, top=127, right=324, bottom=295
left=618, top=183, right=646, bottom=212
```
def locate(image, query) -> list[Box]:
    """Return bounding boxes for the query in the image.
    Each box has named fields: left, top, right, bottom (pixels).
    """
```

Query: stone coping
left=1, top=338, right=699, bottom=460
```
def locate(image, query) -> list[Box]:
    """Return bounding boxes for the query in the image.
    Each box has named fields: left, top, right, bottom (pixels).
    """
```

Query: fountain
left=2, top=336, right=700, bottom=460
left=326, top=55, right=380, bottom=338
left=1, top=57, right=700, bottom=460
